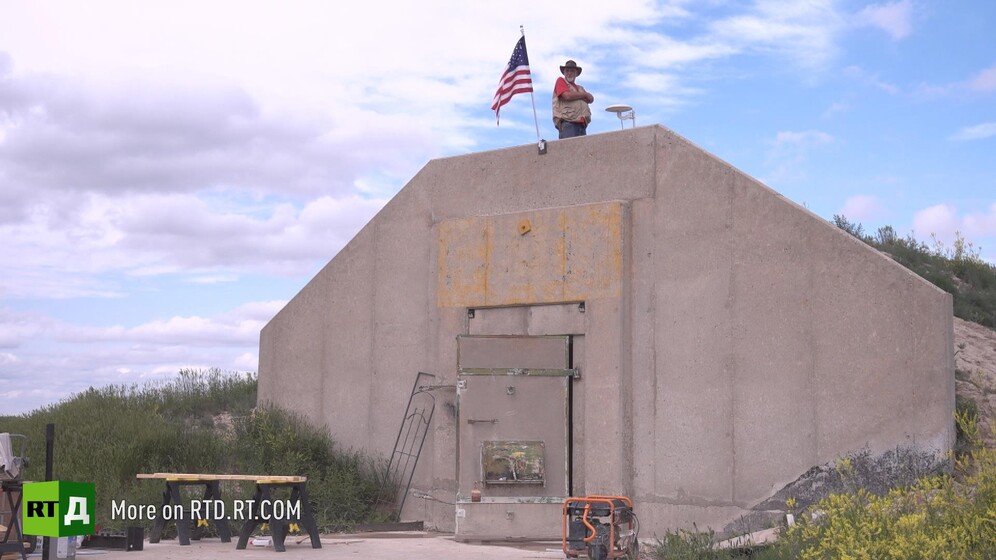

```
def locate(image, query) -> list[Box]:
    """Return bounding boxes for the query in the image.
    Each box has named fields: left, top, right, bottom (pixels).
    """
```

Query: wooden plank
left=136, top=473, right=307, bottom=482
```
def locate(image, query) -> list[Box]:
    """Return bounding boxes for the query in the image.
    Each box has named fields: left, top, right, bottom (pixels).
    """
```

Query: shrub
left=772, top=412, right=996, bottom=559
left=231, top=406, right=385, bottom=532
left=647, top=526, right=735, bottom=560
left=646, top=412, right=996, bottom=559
left=0, top=369, right=386, bottom=533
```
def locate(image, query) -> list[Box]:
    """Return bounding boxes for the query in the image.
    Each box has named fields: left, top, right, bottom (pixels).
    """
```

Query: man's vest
left=552, top=82, right=592, bottom=127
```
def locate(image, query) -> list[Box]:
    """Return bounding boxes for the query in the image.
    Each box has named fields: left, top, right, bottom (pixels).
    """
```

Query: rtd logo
left=22, top=481, right=95, bottom=537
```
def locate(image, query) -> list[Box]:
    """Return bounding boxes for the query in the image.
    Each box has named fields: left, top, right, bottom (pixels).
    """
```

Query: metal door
left=456, top=335, right=576, bottom=500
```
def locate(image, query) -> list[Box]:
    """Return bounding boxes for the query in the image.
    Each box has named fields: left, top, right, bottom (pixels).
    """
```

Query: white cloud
left=0, top=192, right=388, bottom=299
left=233, top=352, right=259, bottom=371
left=906, top=204, right=996, bottom=263
left=9, top=1, right=872, bottom=305
left=840, top=195, right=884, bottom=222
left=0, top=308, right=50, bottom=349
left=119, top=316, right=259, bottom=346
left=186, top=275, right=240, bottom=285
left=764, top=130, right=835, bottom=184
left=912, top=204, right=959, bottom=242
left=0, top=0, right=694, bottom=126
left=225, top=300, right=288, bottom=322
left=852, top=0, right=914, bottom=40
left=614, top=31, right=738, bottom=71
left=823, top=100, right=851, bottom=118
left=964, top=204, right=996, bottom=237
left=916, top=65, right=996, bottom=99
left=708, top=0, right=844, bottom=69
left=967, top=65, right=996, bottom=93
left=0, top=1, right=876, bottom=232
left=842, top=65, right=900, bottom=95
left=774, top=130, right=835, bottom=146
left=0, top=387, right=65, bottom=410
left=950, top=122, right=996, bottom=141
left=0, top=300, right=278, bottom=413
left=0, top=71, right=425, bottom=208
left=2, top=299, right=284, bottom=349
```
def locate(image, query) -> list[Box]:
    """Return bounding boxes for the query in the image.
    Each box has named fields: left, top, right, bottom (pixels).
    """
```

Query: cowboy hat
left=560, top=60, right=582, bottom=75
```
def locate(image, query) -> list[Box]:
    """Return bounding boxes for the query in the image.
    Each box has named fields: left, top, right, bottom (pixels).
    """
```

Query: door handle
left=466, top=419, right=499, bottom=424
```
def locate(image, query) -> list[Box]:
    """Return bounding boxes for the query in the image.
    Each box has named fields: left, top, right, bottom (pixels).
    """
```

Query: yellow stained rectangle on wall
left=437, top=202, right=624, bottom=308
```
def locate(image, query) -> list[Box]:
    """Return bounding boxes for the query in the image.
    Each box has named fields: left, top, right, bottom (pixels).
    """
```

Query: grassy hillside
left=0, top=369, right=386, bottom=534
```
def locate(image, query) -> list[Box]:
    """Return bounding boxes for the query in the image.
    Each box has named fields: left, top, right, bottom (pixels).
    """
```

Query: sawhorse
left=137, top=474, right=232, bottom=546
left=236, top=478, right=321, bottom=552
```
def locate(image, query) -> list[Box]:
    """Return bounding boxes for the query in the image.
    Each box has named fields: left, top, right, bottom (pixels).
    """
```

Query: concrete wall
left=258, top=125, right=955, bottom=535
left=631, top=130, right=955, bottom=530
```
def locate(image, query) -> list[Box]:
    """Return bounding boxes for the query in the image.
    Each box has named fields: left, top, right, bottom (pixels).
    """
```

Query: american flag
left=491, top=36, right=533, bottom=123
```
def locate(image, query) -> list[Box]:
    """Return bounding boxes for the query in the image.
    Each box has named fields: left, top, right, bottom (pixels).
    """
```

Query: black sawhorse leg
left=192, top=481, right=232, bottom=543
left=148, top=484, right=169, bottom=543
left=290, top=482, right=321, bottom=550
left=169, top=481, right=191, bottom=545
left=236, top=481, right=321, bottom=552
left=148, top=481, right=186, bottom=543
left=148, top=480, right=232, bottom=545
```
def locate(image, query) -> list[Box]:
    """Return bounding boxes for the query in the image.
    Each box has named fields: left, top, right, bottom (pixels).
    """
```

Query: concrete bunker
left=258, top=125, right=955, bottom=540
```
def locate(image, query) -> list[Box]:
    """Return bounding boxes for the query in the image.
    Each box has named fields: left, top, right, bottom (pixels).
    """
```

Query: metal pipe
left=42, top=423, right=54, bottom=560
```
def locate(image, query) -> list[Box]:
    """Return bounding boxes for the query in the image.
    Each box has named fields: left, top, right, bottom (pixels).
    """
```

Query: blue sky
left=1, top=0, right=994, bottom=415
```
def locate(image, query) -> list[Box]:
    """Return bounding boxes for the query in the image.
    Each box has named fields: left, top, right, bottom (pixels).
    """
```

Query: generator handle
left=581, top=503, right=597, bottom=543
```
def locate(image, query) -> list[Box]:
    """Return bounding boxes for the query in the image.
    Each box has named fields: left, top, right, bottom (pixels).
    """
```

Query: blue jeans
left=559, top=121, right=587, bottom=139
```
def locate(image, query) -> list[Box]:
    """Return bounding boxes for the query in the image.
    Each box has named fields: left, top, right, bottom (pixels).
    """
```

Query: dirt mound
left=954, top=317, right=996, bottom=447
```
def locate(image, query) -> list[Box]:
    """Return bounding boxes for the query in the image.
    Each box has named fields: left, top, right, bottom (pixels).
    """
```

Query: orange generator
left=562, top=495, right=639, bottom=560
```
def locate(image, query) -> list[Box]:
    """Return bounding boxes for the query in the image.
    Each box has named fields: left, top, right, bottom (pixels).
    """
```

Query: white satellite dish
left=605, top=104, right=635, bottom=129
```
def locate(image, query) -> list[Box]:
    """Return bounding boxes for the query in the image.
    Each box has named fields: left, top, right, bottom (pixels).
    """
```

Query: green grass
left=646, top=526, right=737, bottom=559
left=0, top=368, right=386, bottom=534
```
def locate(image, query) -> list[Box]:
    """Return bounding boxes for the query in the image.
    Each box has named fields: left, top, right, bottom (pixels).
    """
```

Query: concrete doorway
left=455, top=334, right=579, bottom=540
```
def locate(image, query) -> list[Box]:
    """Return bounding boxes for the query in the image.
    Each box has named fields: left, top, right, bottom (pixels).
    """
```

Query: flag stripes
left=491, top=36, right=533, bottom=122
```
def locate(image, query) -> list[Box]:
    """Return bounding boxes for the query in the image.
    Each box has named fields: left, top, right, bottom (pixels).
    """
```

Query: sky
left=1, top=0, right=994, bottom=415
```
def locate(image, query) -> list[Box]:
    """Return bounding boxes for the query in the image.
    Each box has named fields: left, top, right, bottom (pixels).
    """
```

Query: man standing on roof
left=552, top=59, right=594, bottom=139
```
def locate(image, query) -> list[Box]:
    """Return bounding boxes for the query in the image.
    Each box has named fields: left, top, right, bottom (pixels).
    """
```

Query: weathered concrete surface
left=437, top=202, right=624, bottom=307
left=258, top=125, right=955, bottom=538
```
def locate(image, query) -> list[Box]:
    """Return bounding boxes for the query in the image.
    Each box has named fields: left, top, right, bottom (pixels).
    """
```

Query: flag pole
left=521, top=26, right=543, bottom=148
